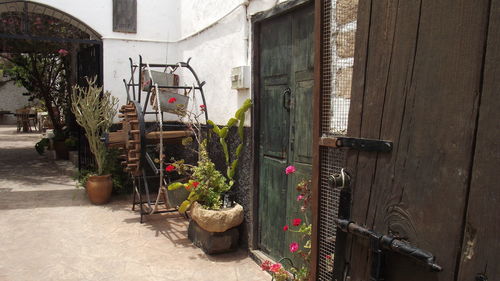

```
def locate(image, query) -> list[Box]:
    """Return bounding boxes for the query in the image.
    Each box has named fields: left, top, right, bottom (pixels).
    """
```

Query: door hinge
left=320, top=137, right=393, bottom=152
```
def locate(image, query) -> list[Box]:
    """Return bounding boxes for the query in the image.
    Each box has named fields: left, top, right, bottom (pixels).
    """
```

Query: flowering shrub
left=261, top=261, right=289, bottom=281
left=167, top=140, right=231, bottom=212
left=261, top=165, right=312, bottom=281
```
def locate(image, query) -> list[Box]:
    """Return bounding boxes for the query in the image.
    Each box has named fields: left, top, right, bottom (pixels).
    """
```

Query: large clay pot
left=86, top=174, right=113, bottom=204
left=190, top=202, right=244, bottom=232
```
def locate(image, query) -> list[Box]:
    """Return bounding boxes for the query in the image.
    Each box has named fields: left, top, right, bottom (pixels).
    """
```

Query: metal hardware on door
left=476, top=274, right=488, bottom=281
left=282, top=87, right=291, bottom=111
left=329, top=168, right=351, bottom=189
left=334, top=218, right=443, bottom=281
left=336, top=137, right=392, bottom=152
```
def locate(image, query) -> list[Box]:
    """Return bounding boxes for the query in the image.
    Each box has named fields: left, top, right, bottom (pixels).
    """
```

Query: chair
left=28, top=109, right=38, bottom=131
left=15, top=109, right=37, bottom=132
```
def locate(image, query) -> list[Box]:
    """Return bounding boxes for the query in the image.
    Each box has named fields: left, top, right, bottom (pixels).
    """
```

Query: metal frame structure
left=118, top=56, right=208, bottom=223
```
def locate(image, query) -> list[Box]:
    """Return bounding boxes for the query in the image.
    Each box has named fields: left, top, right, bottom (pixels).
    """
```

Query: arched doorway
left=0, top=0, right=102, bottom=168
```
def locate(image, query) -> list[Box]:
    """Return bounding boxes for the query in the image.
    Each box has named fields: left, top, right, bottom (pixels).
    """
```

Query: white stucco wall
left=29, top=0, right=295, bottom=124
left=0, top=79, right=30, bottom=124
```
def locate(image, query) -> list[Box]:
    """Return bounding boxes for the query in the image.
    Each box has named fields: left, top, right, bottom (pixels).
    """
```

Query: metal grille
left=318, top=147, right=345, bottom=280
left=317, top=0, right=356, bottom=279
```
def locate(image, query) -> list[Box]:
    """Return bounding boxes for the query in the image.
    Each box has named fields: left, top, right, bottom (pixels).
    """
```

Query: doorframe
left=249, top=0, right=318, bottom=266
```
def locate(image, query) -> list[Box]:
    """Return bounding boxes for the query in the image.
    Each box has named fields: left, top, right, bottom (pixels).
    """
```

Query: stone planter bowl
left=190, top=202, right=244, bottom=233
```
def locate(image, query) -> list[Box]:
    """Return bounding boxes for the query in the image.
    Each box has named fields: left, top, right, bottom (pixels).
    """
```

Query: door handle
left=282, top=87, right=291, bottom=111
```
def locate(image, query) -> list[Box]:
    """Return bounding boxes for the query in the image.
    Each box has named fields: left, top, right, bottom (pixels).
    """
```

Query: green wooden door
left=258, top=4, right=314, bottom=261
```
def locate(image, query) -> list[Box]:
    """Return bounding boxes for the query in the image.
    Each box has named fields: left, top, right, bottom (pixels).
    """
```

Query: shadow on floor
left=0, top=188, right=87, bottom=210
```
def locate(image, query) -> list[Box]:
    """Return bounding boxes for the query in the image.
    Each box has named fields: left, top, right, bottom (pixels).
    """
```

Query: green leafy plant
left=166, top=99, right=252, bottom=213
left=71, top=76, right=118, bottom=175
left=73, top=149, right=130, bottom=192
left=64, top=136, right=78, bottom=151
left=168, top=140, right=231, bottom=213
left=73, top=169, right=95, bottom=188
left=35, top=138, right=50, bottom=155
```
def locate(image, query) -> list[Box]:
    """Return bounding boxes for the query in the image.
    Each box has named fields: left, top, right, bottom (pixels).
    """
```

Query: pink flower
left=296, top=194, right=304, bottom=201
left=200, top=104, right=206, bottom=111
left=261, top=260, right=272, bottom=271
left=292, top=218, right=302, bottom=226
left=285, top=165, right=296, bottom=175
left=289, top=242, right=299, bottom=253
left=270, top=263, right=282, bottom=273
left=165, top=165, right=175, bottom=172
left=58, top=49, right=69, bottom=56
left=283, top=225, right=289, bottom=231
left=168, top=97, right=177, bottom=103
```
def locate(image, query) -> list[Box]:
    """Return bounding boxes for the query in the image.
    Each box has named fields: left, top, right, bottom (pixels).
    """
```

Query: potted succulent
left=167, top=99, right=252, bottom=254
left=71, top=77, right=118, bottom=204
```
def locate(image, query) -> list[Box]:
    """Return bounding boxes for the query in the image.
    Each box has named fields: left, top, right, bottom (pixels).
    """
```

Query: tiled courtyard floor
left=0, top=125, right=269, bottom=281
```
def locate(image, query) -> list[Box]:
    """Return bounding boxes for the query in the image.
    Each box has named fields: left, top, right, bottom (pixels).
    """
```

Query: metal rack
left=109, top=56, right=208, bottom=223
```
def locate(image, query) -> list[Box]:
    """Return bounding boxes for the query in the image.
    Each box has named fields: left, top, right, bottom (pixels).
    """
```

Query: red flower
left=285, top=165, right=296, bottom=175
left=292, top=218, right=302, bottom=226
left=58, top=49, right=69, bottom=56
left=200, top=104, right=206, bottom=111
left=261, top=260, right=272, bottom=271
left=283, top=225, right=289, bottom=231
left=165, top=165, right=175, bottom=172
left=296, top=194, right=304, bottom=201
left=192, top=181, right=200, bottom=188
left=270, top=263, right=282, bottom=273
left=326, top=255, right=332, bottom=260
left=289, top=242, right=299, bottom=253
left=168, top=97, right=177, bottom=103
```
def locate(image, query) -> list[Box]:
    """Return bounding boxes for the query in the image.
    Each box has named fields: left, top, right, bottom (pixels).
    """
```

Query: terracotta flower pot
left=86, top=174, right=113, bottom=204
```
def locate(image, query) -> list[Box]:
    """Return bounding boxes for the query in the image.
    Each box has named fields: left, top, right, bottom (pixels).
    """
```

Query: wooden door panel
left=258, top=10, right=292, bottom=259
left=260, top=15, right=291, bottom=78
left=345, top=0, right=491, bottom=280
left=292, top=79, right=314, bottom=164
left=260, top=84, right=290, bottom=159
left=259, top=156, right=288, bottom=256
left=258, top=3, right=314, bottom=261
left=457, top=0, right=500, bottom=279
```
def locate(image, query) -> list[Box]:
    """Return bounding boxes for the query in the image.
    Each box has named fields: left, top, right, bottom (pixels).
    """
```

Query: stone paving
left=0, top=125, right=269, bottom=281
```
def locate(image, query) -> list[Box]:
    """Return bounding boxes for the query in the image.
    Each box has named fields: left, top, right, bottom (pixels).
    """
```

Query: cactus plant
left=71, top=77, right=118, bottom=175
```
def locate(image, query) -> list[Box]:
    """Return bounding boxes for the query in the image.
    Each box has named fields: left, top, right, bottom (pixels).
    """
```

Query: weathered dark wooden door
left=337, top=0, right=500, bottom=280
left=257, top=4, right=314, bottom=260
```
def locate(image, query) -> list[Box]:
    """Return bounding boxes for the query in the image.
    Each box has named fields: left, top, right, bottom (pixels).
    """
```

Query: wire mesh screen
left=318, top=147, right=346, bottom=280
left=317, top=0, right=356, bottom=279
left=321, top=0, right=355, bottom=137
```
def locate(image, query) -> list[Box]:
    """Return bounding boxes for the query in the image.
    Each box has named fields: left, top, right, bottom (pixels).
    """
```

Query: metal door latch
left=335, top=137, right=393, bottom=152
left=334, top=219, right=443, bottom=281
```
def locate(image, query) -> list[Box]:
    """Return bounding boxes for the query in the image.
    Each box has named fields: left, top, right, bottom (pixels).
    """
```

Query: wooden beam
left=310, top=0, right=322, bottom=279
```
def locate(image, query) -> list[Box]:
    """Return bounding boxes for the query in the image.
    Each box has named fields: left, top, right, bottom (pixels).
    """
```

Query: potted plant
left=166, top=99, right=252, bottom=254
left=71, top=76, right=118, bottom=204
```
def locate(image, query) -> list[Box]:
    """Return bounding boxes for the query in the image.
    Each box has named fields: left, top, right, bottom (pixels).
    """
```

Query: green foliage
left=168, top=141, right=232, bottom=213
left=71, top=77, right=118, bottom=175
left=167, top=99, right=252, bottom=213
left=73, top=169, right=96, bottom=188
left=64, top=136, right=78, bottom=151
left=73, top=149, right=130, bottom=192
left=1, top=52, right=71, bottom=133
left=35, top=138, right=50, bottom=155
left=208, top=98, right=252, bottom=180
left=104, top=148, right=130, bottom=192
